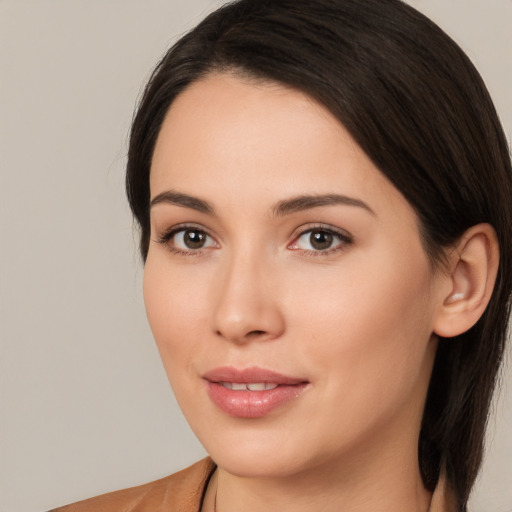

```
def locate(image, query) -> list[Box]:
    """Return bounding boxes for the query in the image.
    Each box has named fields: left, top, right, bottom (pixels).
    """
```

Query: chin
left=211, top=448, right=309, bottom=479
left=192, top=419, right=326, bottom=479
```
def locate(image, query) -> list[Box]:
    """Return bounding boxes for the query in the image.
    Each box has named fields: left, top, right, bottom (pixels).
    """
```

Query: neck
left=207, top=435, right=431, bottom=512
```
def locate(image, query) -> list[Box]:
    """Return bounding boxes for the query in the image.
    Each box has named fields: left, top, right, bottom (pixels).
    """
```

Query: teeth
left=247, top=383, right=266, bottom=391
left=220, top=382, right=279, bottom=391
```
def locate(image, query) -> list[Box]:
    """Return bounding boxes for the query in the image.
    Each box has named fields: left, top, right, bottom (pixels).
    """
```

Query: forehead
left=150, top=73, right=411, bottom=222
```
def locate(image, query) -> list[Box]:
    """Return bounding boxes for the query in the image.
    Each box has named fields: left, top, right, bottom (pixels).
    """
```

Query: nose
left=211, top=251, right=285, bottom=344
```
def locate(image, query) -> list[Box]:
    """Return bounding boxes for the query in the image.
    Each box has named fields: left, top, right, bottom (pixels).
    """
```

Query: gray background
left=1, top=1, right=510, bottom=511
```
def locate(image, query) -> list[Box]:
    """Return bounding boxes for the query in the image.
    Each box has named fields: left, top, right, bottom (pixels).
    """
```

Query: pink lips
left=203, top=366, right=309, bottom=418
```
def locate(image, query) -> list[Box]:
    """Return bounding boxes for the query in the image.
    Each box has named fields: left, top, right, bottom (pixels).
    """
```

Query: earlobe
left=433, top=223, right=499, bottom=338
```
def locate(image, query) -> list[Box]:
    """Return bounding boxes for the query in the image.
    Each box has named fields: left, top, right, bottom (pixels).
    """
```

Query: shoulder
left=49, top=458, right=216, bottom=512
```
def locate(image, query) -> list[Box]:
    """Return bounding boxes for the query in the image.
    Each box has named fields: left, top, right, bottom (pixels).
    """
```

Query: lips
left=203, top=366, right=309, bottom=418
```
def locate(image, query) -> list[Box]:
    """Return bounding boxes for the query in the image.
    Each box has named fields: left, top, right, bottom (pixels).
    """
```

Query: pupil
left=184, top=230, right=205, bottom=249
left=310, top=230, right=333, bottom=250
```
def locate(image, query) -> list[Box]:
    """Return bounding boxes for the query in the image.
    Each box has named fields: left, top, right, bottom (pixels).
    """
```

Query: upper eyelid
left=159, top=222, right=213, bottom=237
left=156, top=223, right=217, bottom=245
left=156, top=225, right=219, bottom=256
left=287, top=225, right=354, bottom=255
left=290, top=223, right=353, bottom=240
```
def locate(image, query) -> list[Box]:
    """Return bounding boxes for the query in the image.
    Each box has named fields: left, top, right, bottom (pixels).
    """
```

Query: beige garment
left=49, top=457, right=457, bottom=512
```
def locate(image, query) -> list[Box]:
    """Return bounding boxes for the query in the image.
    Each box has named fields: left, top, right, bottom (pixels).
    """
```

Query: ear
left=433, top=223, right=499, bottom=338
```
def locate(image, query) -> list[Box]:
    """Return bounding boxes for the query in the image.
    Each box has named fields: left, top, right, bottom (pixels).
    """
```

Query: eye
left=157, top=225, right=218, bottom=254
left=289, top=226, right=352, bottom=254
left=174, top=228, right=213, bottom=250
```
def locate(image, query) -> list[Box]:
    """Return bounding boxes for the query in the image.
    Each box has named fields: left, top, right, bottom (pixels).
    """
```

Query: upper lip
left=202, top=366, right=307, bottom=385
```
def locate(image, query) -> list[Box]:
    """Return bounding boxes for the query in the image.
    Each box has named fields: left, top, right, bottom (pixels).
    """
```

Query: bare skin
left=144, top=73, right=498, bottom=512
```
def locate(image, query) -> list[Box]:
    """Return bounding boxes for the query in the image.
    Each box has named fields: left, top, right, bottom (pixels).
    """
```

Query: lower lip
left=206, top=382, right=308, bottom=418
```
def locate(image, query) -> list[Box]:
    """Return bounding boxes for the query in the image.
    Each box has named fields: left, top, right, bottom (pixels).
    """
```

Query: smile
left=220, top=382, right=279, bottom=391
left=203, top=366, right=309, bottom=418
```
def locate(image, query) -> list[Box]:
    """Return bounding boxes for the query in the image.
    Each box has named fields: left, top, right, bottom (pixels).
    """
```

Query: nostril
left=215, top=328, right=272, bottom=342
left=247, top=330, right=266, bottom=337
left=215, top=329, right=267, bottom=341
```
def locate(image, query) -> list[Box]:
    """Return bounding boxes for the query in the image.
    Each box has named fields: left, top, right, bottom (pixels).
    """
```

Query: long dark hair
left=126, top=0, right=512, bottom=509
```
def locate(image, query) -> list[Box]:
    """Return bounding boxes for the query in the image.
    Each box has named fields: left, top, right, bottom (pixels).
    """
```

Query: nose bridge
left=211, top=241, right=284, bottom=343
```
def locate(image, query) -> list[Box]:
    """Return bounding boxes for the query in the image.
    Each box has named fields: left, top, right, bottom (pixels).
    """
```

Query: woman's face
left=144, top=73, right=448, bottom=478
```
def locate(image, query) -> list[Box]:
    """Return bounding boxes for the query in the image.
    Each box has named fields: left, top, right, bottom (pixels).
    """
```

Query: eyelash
left=156, top=223, right=353, bottom=257
left=156, top=224, right=216, bottom=256
left=288, top=224, right=353, bottom=257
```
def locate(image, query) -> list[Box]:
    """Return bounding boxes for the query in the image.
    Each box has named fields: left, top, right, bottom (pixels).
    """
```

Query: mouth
left=219, top=382, right=279, bottom=391
left=202, top=366, right=309, bottom=418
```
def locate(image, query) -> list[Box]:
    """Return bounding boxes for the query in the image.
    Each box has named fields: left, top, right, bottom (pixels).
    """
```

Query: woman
left=52, top=0, right=512, bottom=511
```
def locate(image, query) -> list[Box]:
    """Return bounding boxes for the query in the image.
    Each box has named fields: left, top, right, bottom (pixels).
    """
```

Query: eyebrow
left=271, top=194, right=375, bottom=217
left=150, top=190, right=374, bottom=217
left=150, top=191, right=215, bottom=215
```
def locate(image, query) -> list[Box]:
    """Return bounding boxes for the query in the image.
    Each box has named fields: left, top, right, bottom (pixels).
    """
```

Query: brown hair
left=126, top=1, right=512, bottom=509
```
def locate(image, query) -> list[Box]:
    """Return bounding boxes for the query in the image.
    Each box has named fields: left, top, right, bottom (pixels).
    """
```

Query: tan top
left=50, top=458, right=216, bottom=512
left=50, top=457, right=457, bottom=512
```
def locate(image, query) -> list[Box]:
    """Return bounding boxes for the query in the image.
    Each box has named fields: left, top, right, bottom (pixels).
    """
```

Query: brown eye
left=289, top=226, right=352, bottom=254
left=182, top=229, right=207, bottom=249
left=159, top=226, right=217, bottom=253
left=309, top=230, right=334, bottom=250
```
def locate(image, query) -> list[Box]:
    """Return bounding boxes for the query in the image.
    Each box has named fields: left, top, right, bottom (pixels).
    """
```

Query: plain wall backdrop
left=1, top=1, right=510, bottom=511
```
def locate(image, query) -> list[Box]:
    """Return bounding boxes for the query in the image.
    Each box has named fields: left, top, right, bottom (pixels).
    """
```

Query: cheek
left=143, top=256, right=211, bottom=378
left=284, top=250, right=435, bottom=410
